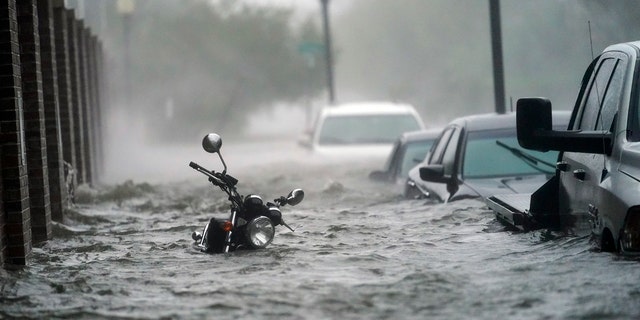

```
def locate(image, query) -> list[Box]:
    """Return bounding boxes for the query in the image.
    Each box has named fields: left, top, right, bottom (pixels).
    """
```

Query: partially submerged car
left=405, top=112, right=570, bottom=201
left=300, top=102, right=425, bottom=162
left=487, top=40, right=640, bottom=254
left=369, top=128, right=441, bottom=185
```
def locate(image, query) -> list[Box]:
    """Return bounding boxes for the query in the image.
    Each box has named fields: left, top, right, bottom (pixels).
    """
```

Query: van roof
left=321, top=102, right=418, bottom=116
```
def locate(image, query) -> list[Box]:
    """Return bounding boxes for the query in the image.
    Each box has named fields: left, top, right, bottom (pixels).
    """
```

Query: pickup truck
left=487, top=40, right=640, bottom=254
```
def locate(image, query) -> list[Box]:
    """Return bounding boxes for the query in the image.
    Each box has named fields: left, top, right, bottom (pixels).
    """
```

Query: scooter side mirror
left=202, top=133, right=222, bottom=153
left=286, top=189, right=304, bottom=206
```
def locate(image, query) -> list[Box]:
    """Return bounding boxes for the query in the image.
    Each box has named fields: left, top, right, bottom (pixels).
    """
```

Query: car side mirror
left=517, top=97, right=612, bottom=154
left=419, top=164, right=449, bottom=183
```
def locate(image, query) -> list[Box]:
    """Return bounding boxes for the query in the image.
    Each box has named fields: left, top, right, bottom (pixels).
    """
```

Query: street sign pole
left=320, top=0, right=335, bottom=105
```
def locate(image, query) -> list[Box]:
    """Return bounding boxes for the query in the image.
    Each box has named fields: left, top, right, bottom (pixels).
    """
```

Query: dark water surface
left=2, top=140, right=640, bottom=319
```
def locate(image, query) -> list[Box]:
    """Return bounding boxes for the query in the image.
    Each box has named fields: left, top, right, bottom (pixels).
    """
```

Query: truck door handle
left=556, top=161, right=569, bottom=172
left=573, top=169, right=586, bottom=181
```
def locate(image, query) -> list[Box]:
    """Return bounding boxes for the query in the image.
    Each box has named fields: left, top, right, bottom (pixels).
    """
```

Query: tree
left=108, top=0, right=324, bottom=141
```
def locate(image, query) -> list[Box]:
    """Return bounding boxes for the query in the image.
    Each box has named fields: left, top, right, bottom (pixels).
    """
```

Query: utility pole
left=489, top=0, right=506, bottom=114
left=320, top=0, right=335, bottom=105
left=117, top=0, right=134, bottom=108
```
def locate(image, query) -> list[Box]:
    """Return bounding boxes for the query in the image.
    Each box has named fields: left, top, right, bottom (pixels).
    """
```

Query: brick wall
left=1, top=1, right=106, bottom=267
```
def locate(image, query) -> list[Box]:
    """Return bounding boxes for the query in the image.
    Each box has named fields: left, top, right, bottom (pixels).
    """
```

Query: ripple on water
left=2, top=159, right=640, bottom=319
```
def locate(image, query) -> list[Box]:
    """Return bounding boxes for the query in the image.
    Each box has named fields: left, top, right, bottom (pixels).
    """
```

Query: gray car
left=369, top=129, right=441, bottom=186
left=405, top=112, right=570, bottom=201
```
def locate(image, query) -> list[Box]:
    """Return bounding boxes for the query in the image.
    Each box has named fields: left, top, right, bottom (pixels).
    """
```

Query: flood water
left=2, top=138, right=640, bottom=319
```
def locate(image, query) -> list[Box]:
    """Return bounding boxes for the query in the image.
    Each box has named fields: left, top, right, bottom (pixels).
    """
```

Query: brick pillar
left=37, top=0, right=66, bottom=222
left=87, top=35, right=100, bottom=182
left=0, top=151, right=2, bottom=267
left=17, top=0, right=51, bottom=244
left=53, top=4, right=75, bottom=203
left=66, top=10, right=85, bottom=185
left=77, top=22, right=92, bottom=185
left=0, top=0, right=32, bottom=266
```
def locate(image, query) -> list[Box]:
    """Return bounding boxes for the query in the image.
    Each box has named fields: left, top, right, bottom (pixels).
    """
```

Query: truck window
left=596, top=59, right=626, bottom=132
left=577, top=58, right=616, bottom=130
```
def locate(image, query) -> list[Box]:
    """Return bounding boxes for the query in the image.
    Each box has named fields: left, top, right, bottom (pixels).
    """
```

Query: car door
left=558, top=52, right=628, bottom=230
left=424, top=125, right=462, bottom=202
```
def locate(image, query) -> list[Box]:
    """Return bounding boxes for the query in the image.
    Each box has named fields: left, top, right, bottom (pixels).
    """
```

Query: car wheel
left=600, top=228, right=616, bottom=252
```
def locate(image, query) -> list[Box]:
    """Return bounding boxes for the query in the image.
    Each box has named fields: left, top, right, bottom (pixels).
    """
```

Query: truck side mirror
left=517, top=98, right=553, bottom=151
left=516, top=97, right=613, bottom=155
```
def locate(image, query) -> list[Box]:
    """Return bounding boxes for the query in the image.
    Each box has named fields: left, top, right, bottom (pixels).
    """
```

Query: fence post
left=66, top=9, right=86, bottom=185
left=38, top=0, right=66, bottom=225
left=52, top=3, right=75, bottom=207
left=18, top=0, right=52, bottom=244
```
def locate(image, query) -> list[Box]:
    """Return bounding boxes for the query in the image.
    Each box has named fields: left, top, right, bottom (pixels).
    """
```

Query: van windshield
left=318, top=114, right=421, bottom=145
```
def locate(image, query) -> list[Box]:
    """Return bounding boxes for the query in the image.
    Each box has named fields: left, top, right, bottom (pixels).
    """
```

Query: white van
left=301, top=102, right=425, bottom=162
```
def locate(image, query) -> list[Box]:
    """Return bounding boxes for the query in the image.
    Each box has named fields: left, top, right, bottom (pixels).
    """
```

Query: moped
left=190, top=133, right=304, bottom=253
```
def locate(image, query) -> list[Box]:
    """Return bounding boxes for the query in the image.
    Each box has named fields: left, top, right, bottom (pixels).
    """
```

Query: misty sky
left=236, top=0, right=353, bottom=13
left=97, top=0, right=640, bottom=183
left=247, top=0, right=639, bottom=127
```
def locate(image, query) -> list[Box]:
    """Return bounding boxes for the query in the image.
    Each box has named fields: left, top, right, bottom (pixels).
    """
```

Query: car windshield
left=318, top=114, right=421, bottom=145
left=463, top=129, right=559, bottom=179
left=399, top=140, right=434, bottom=178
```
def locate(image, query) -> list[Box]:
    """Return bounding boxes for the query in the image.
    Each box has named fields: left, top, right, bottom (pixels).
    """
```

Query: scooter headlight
left=245, top=216, right=275, bottom=249
left=621, top=207, right=640, bottom=252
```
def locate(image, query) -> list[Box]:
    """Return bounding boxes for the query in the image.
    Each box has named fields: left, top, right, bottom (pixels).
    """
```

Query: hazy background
left=67, top=0, right=640, bottom=183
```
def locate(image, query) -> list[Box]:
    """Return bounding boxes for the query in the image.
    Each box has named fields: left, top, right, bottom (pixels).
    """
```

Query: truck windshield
left=463, top=129, right=559, bottom=179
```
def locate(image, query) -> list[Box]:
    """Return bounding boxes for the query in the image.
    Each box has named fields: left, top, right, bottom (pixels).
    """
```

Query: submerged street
left=2, top=139, right=639, bottom=319
left=2, top=1, right=640, bottom=319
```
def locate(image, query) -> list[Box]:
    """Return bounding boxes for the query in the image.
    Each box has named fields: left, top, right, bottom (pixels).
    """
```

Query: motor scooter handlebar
left=189, top=161, right=204, bottom=171
left=190, top=161, right=238, bottom=184
left=189, top=161, right=237, bottom=188
left=189, top=161, right=220, bottom=182
left=219, top=173, right=238, bottom=186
